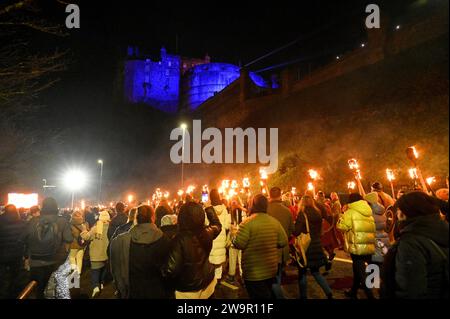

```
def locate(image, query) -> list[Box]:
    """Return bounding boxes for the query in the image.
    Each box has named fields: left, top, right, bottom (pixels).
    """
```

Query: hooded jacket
left=337, top=200, right=376, bottom=256
left=365, top=192, right=390, bottom=262
left=110, top=223, right=172, bottom=299
left=209, top=204, right=231, bottom=265
left=382, top=214, right=449, bottom=299
left=82, top=222, right=109, bottom=262
left=162, top=204, right=221, bottom=292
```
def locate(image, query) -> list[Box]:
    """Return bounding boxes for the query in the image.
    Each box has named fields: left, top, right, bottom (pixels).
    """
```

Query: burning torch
left=406, top=146, right=429, bottom=193
left=347, top=181, right=356, bottom=193
left=307, top=169, right=319, bottom=197
left=348, top=159, right=366, bottom=196
left=386, top=169, right=396, bottom=199
left=259, top=168, right=269, bottom=196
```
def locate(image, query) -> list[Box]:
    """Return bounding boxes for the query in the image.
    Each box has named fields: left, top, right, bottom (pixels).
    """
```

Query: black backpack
left=30, top=218, right=60, bottom=258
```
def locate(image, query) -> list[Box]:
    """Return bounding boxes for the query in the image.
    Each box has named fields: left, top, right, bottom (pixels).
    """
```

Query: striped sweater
left=233, top=213, right=288, bottom=281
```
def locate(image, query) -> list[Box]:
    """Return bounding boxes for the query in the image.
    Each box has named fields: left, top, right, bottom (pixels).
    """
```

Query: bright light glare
left=180, top=123, right=187, bottom=129
left=8, top=193, right=38, bottom=208
left=63, top=169, right=87, bottom=191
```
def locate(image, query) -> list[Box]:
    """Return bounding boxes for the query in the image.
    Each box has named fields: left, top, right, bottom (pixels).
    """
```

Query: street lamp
left=63, top=169, right=87, bottom=209
left=97, top=159, right=103, bottom=205
left=180, top=123, right=187, bottom=188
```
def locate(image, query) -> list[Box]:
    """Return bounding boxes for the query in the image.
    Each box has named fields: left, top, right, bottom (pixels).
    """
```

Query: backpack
left=30, top=218, right=60, bottom=258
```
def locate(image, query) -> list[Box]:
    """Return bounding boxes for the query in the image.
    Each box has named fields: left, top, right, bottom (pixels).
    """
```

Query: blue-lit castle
left=124, top=47, right=269, bottom=113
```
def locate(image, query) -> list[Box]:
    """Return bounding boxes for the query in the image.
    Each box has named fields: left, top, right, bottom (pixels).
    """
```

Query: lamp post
left=97, top=159, right=103, bottom=205
left=180, top=123, right=187, bottom=188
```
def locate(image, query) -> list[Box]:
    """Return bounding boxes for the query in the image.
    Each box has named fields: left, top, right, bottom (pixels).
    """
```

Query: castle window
left=168, top=61, right=172, bottom=67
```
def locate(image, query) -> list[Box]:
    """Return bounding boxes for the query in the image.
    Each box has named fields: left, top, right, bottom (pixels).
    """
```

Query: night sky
left=3, top=0, right=428, bottom=202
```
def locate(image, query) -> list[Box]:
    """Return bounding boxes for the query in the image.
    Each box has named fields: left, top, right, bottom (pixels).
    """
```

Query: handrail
left=17, top=281, right=37, bottom=299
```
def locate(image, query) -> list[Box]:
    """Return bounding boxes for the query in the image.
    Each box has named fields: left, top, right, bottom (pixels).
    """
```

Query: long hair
left=298, top=196, right=320, bottom=215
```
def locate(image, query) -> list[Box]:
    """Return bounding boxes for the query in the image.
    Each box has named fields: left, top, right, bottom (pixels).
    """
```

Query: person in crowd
left=111, top=207, right=137, bottom=241
left=330, top=192, right=344, bottom=248
left=337, top=193, right=376, bottom=299
left=27, top=205, right=40, bottom=221
left=294, top=195, right=333, bottom=299
left=22, top=198, right=73, bottom=299
left=107, top=202, right=127, bottom=240
left=160, top=214, right=178, bottom=240
left=232, top=194, right=288, bottom=299
left=316, top=191, right=339, bottom=264
left=365, top=192, right=390, bottom=265
left=0, top=205, right=27, bottom=299
left=155, top=198, right=173, bottom=228
left=69, top=210, right=89, bottom=275
left=81, top=210, right=110, bottom=298
left=162, top=201, right=221, bottom=299
left=84, top=207, right=98, bottom=228
left=382, top=191, right=449, bottom=299
left=371, top=182, right=395, bottom=208
left=267, top=187, right=294, bottom=299
left=208, top=189, right=231, bottom=283
left=225, top=197, right=247, bottom=286
left=110, top=205, right=173, bottom=298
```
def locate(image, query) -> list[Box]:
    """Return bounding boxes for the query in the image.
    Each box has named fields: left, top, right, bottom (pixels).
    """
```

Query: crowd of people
left=0, top=181, right=448, bottom=299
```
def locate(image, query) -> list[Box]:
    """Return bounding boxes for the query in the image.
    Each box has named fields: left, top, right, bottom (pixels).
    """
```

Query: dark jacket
left=382, top=214, right=449, bottom=299
left=161, top=224, right=178, bottom=240
left=267, top=200, right=294, bottom=263
left=0, top=213, right=26, bottom=263
left=23, top=215, right=73, bottom=266
left=162, top=206, right=221, bottom=292
left=108, top=212, right=128, bottom=240
left=294, top=206, right=328, bottom=269
left=110, top=223, right=172, bottom=299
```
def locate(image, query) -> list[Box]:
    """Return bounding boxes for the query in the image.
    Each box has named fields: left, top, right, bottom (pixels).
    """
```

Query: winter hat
left=250, top=194, right=268, bottom=214
left=95, top=211, right=110, bottom=237
left=41, top=197, right=59, bottom=215
left=395, top=191, right=440, bottom=218
left=364, top=192, right=379, bottom=205
left=348, top=193, right=363, bottom=204
left=161, top=214, right=177, bottom=227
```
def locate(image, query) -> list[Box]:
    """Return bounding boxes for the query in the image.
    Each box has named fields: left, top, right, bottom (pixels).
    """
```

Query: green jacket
left=337, top=200, right=376, bottom=256
left=233, top=213, right=288, bottom=281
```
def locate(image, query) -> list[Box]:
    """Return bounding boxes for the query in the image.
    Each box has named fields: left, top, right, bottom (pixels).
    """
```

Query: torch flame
left=409, top=168, right=418, bottom=179
left=411, top=146, right=419, bottom=159
left=186, top=185, right=195, bottom=194
left=307, top=182, right=314, bottom=191
left=308, top=169, right=319, bottom=180
left=426, top=176, right=435, bottom=185
left=231, top=180, right=238, bottom=189
left=127, top=194, right=134, bottom=203
left=291, top=187, right=296, bottom=195
left=242, top=177, right=250, bottom=188
left=260, top=168, right=268, bottom=180
left=347, top=181, right=356, bottom=190
left=386, top=169, right=395, bottom=182
left=348, top=159, right=359, bottom=170
left=177, top=189, right=184, bottom=197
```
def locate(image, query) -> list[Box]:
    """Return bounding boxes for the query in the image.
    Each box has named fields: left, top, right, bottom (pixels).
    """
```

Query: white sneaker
left=91, top=287, right=100, bottom=298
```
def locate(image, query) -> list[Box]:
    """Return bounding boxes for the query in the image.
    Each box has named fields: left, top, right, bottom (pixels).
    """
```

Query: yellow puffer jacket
left=337, top=200, right=376, bottom=256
